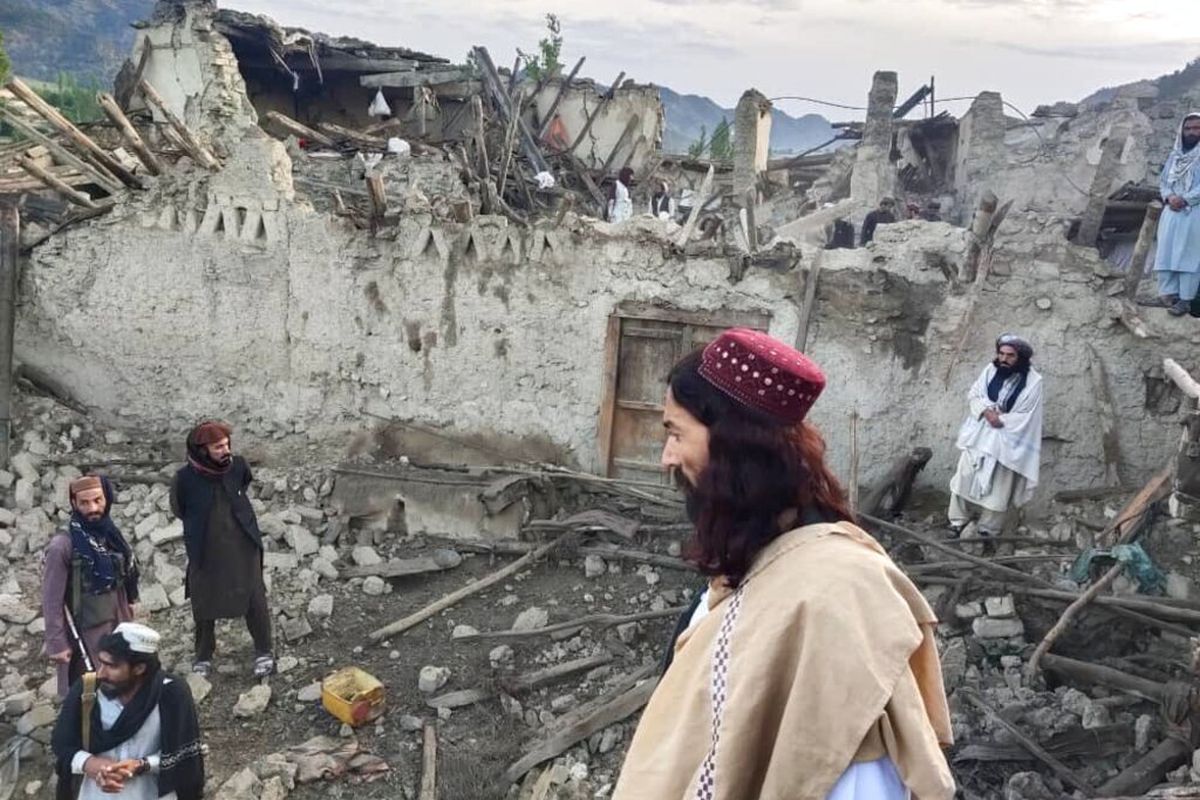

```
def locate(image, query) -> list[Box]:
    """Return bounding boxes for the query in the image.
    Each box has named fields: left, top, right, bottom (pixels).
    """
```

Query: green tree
left=41, top=72, right=102, bottom=124
left=0, top=29, right=11, bottom=84
left=709, top=118, right=734, bottom=162
left=687, top=126, right=708, bottom=159
left=517, top=14, right=563, bottom=81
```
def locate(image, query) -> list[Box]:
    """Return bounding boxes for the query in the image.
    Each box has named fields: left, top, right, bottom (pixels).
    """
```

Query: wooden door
left=597, top=303, right=771, bottom=482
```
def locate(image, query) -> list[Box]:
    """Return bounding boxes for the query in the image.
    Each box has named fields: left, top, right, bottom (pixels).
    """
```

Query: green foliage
left=517, top=14, right=563, bottom=82
left=0, top=29, right=11, bottom=84
left=39, top=72, right=102, bottom=124
left=709, top=118, right=734, bottom=162
left=687, top=126, right=708, bottom=159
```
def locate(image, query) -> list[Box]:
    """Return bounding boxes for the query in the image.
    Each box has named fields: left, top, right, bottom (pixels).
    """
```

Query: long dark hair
left=669, top=349, right=852, bottom=588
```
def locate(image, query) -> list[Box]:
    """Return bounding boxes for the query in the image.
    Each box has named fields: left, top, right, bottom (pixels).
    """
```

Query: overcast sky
left=227, top=0, right=1197, bottom=118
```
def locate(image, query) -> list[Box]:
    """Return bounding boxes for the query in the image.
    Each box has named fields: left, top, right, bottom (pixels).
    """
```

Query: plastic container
left=321, top=667, right=386, bottom=727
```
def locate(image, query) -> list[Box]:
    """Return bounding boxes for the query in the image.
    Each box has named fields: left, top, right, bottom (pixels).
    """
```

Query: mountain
left=0, top=0, right=153, bottom=83
left=660, top=86, right=838, bottom=156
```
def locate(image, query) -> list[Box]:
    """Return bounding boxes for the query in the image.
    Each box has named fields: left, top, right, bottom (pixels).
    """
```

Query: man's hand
left=1168, top=194, right=1188, bottom=212
left=983, top=409, right=1005, bottom=429
left=48, top=648, right=72, bottom=665
left=83, top=756, right=127, bottom=792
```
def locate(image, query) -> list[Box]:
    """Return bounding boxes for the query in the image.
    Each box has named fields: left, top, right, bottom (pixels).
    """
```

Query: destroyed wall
left=532, top=80, right=662, bottom=174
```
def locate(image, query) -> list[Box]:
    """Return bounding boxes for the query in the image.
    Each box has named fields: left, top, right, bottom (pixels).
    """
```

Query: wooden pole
left=0, top=205, right=16, bottom=468
left=795, top=250, right=823, bottom=351
left=961, top=190, right=997, bottom=282
left=18, top=154, right=111, bottom=209
left=0, top=106, right=121, bottom=193
left=4, top=77, right=140, bottom=188
left=1087, top=343, right=1121, bottom=486
left=600, top=114, right=640, bottom=175
left=1125, top=201, right=1163, bottom=300
left=263, top=111, right=337, bottom=149
left=675, top=164, right=714, bottom=248
left=419, top=723, right=438, bottom=800
left=368, top=536, right=564, bottom=641
left=1075, top=124, right=1131, bottom=247
left=568, top=72, right=625, bottom=156
left=136, top=79, right=219, bottom=170
left=848, top=408, right=860, bottom=511
left=536, top=57, right=585, bottom=139
left=96, top=92, right=164, bottom=175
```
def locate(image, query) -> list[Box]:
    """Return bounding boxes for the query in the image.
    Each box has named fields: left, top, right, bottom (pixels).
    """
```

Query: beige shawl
left=613, top=522, right=955, bottom=800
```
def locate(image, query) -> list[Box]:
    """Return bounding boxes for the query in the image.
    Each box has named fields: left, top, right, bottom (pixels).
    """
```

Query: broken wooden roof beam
left=472, top=46, right=550, bottom=176
left=137, top=79, right=220, bottom=171
left=359, top=67, right=475, bottom=89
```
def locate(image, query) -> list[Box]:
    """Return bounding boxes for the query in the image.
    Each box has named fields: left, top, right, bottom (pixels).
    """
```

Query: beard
left=100, top=677, right=135, bottom=698
left=83, top=510, right=104, bottom=522
left=215, top=453, right=233, bottom=467
left=1183, top=134, right=1200, bottom=151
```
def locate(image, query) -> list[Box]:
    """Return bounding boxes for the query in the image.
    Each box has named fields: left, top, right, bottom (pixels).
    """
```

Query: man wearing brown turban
left=170, top=421, right=274, bottom=678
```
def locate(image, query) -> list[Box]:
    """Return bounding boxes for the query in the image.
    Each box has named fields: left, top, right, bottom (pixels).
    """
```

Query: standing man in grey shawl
left=1153, top=113, right=1200, bottom=316
left=948, top=334, right=1044, bottom=539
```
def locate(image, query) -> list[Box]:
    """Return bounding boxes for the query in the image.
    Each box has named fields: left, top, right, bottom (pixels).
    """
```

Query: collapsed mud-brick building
left=3, top=1, right=1200, bottom=526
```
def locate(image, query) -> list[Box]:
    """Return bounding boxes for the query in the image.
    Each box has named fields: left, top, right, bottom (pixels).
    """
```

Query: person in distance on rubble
left=170, top=421, right=274, bottom=679
left=860, top=195, right=897, bottom=244
left=1153, top=113, right=1200, bottom=317
left=43, top=474, right=140, bottom=699
left=52, top=622, right=204, bottom=800
left=947, top=334, right=1044, bottom=540
left=613, top=328, right=954, bottom=800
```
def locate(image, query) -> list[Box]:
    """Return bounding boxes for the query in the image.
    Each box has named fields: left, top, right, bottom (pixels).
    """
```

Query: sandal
left=253, top=655, right=276, bottom=678
left=191, top=661, right=212, bottom=678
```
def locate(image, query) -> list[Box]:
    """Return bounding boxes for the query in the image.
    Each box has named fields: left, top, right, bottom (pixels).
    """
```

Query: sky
left=227, top=0, right=1198, bottom=118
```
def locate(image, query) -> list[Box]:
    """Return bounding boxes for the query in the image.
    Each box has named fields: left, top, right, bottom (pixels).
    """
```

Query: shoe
left=1141, top=294, right=1179, bottom=308
left=1168, top=299, right=1191, bottom=316
left=252, top=655, right=275, bottom=678
left=947, top=524, right=965, bottom=539
left=192, top=661, right=212, bottom=678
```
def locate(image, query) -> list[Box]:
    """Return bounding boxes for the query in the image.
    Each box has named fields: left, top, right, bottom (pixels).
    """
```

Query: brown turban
left=69, top=475, right=103, bottom=500
left=190, top=420, right=232, bottom=446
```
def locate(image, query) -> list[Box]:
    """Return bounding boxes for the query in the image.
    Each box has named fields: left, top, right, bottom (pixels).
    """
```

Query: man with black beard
left=947, top=334, right=1045, bottom=539
left=1153, top=113, right=1200, bottom=316
left=51, top=622, right=204, bottom=800
left=170, top=421, right=273, bottom=678
left=43, top=475, right=139, bottom=698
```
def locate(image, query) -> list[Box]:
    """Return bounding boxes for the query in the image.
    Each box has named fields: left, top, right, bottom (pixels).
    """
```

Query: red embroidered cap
left=697, top=328, right=826, bottom=424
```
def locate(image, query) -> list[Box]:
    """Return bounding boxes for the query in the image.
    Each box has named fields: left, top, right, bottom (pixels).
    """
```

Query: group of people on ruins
left=40, top=421, right=270, bottom=797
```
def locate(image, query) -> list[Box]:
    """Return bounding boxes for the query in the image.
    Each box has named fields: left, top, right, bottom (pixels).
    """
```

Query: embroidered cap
left=68, top=475, right=103, bottom=499
left=697, top=328, right=826, bottom=424
left=113, top=622, right=161, bottom=655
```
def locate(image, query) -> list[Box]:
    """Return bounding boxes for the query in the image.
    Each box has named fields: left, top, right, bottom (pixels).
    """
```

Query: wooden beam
left=0, top=205, right=16, bottom=467
left=4, top=77, right=140, bottom=188
left=1087, top=343, right=1121, bottom=486
left=961, top=190, right=997, bottom=282
left=359, top=67, right=473, bottom=89
left=472, top=47, right=550, bottom=175
left=137, top=79, right=219, bottom=170
left=795, top=250, right=823, bottom=352
left=367, top=536, right=565, bottom=641
left=1095, top=737, right=1192, bottom=797
left=568, top=72, right=626, bottom=156
left=458, top=606, right=684, bottom=642
left=96, top=92, right=163, bottom=175
left=263, top=111, right=337, bottom=148
left=18, top=154, right=111, bottom=209
left=674, top=164, right=714, bottom=247
left=0, top=106, right=121, bottom=193
left=419, top=723, right=438, bottom=800
left=601, top=114, right=641, bottom=176
left=498, top=654, right=615, bottom=695
left=317, top=121, right=388, bottom=150
left=536, top=57, right=586, bottom=139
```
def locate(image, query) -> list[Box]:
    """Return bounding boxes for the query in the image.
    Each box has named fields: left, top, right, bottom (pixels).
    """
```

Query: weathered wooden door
left=597, top=302, right=771, bottom=483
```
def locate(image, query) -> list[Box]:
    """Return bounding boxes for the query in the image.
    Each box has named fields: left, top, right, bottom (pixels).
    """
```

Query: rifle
left=62, top=606, right=94, bottom=673
left=62, top=607, right=97, bottom=755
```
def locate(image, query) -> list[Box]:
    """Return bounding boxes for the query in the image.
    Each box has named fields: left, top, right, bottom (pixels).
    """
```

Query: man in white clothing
left=948, top=334, right=1044, bottom=538
left=51, top=622, right=204, bottom=800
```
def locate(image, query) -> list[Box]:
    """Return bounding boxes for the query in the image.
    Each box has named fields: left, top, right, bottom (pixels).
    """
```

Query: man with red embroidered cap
left=613, top=328, right=954, bottom=800
left=42, top=475, right=140, bottom=698
left=170, top=421, right=273, bottom=678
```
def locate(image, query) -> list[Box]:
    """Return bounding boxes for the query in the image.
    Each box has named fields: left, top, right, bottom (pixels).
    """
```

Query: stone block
left=418, top=666, right=450, bottom=694
left=512, top=606, right=549, bottom=632
left=285, top=525, right=319, bottom=557
left=140, top=583, right=171, bottom=613
left=150, top=520, right=185, bottom=546
left=972, top=616, right=1024, bottom=639
left=985, top=595, right=1016, bottom=618
left=264, top=552, right=299, bottom=571
left=307, top=594, right=334, bottom=619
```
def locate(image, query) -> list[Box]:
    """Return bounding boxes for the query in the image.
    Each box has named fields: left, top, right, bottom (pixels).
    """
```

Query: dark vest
left=173, top=456, right=262, bottom=568
left=67, top=550, right=127, bottom=630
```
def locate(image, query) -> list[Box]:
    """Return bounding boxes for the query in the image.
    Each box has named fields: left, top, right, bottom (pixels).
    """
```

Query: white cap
left=113, top=622, right=161, bottom=655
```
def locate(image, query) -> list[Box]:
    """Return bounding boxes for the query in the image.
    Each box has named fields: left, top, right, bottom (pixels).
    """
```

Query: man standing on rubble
left=43, top=475, right=139, bottom=698
left=948, top=334, right=1044, bottom=539
left=51, top=622, right=204, bottom=800
left=860, top=196, right=897, bottom=244
left=614, top=328, right=954, bottom=800
left=608, top=166, right=635, bottom=223
left=1153, top=113, right=1200, bottom=316
left=171, top=421, right=274, bottom=679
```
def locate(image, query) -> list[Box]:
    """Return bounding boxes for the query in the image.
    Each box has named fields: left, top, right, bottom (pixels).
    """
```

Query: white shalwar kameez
left=948, top=364, right=1044, bottom=534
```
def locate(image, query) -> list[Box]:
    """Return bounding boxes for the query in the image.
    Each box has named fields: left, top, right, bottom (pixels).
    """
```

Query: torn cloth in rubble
left=1070, top=542, right=1165, bottom=595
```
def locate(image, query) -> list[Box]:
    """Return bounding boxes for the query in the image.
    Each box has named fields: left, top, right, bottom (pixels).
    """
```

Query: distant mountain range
left=659, top=86, right=837, bottom=156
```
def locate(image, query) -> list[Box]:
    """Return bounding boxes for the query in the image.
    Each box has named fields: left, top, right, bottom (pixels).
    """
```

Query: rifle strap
left=80, top=672, right=97, bottom=754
